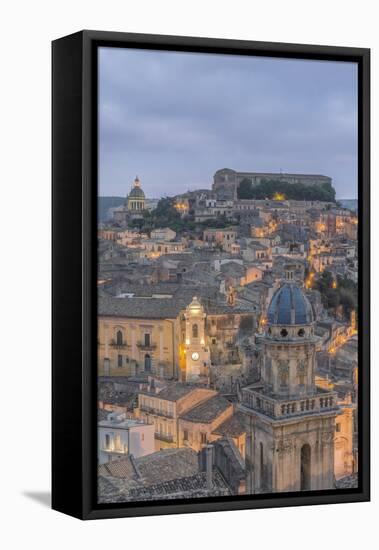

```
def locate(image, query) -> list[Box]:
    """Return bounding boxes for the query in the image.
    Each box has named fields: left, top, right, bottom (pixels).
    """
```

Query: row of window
left=154, top=421, right=173, bottom=437
left=103, top=433, right=127, bottom=452
left=107, top=354, right=151, bottom=370
left=103, top=431, right=145, bottom=452
left=141, top=398, right=174, bottom=415
left=113, top=331, right=152, bottom=347
left=268, top=328, right=306, bottom=338
left=149, top=244, right=181, bottom=253
left=129, top=201, right=144, bottom=210
left=117, top=355, right=129, bottom=367
left=183, top=429, right=207, bottom=445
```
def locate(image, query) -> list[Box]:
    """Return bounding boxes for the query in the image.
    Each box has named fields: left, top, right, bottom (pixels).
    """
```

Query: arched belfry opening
left=300, top=444, right=311, bottom=491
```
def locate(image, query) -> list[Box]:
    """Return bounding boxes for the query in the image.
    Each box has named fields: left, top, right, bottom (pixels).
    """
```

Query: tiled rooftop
left=180, top=395, right=232, bottom=423
left=212, top=412, right=246, bottom=437
left=140, top=383, right=210, bottom=403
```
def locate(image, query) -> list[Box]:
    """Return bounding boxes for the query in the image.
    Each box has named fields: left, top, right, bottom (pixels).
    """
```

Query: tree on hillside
left=314, top=271, right=357, bottom=318
left=236, top=178, right=336, bottom=202
left=237, top=178, right=253, bottom=199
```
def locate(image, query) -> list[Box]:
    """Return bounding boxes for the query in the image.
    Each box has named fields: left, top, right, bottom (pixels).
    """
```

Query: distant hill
left=98, top=196, right=124, bottom=222
left=338, top=199, right=358, bottom=213
left=98, top=196, right=160, bottom=222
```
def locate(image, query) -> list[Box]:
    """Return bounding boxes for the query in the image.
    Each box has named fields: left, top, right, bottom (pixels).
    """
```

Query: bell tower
left=183, top=297, right=210, bottom=382
left=239, top=282, right=339, bottom=493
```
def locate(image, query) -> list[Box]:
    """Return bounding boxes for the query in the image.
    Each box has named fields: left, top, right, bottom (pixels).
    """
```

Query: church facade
left=183, top=297, right=211, bottom=383
left=113, top=176, right=146, bottom=226
left=97, top=292, right=254, bottom=384
left=239, top=272, right=339, bottom=493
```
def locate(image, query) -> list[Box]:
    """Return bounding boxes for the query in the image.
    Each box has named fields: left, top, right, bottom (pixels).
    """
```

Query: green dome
left=128, top=186, right=145, bottom=199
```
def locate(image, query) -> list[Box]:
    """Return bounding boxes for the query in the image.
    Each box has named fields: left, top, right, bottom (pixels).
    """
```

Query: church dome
left=127, top=176, right=145, bottom=202
left=267, top=283, right=314, bottom=326
left=128, top=186, right=145, bottom=199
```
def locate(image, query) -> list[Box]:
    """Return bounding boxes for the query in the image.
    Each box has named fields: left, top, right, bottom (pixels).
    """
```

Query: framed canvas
left=52, top=30, right=370, bottom=520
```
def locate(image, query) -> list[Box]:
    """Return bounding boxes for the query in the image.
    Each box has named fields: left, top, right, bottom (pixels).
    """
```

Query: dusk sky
left=99, top=47, right=358, bottom=199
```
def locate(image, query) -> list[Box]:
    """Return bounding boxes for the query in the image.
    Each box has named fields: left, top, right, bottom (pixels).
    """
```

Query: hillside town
left=97, top=168, right=358, bottom=503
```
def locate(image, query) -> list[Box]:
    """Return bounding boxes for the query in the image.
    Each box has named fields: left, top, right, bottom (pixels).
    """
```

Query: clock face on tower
left=191, top=352, right=200, bottom=361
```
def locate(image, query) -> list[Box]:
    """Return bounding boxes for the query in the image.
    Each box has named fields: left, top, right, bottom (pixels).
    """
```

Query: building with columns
left=113, top=176, right=146, bottom=225
left=127, top=176, right=145, bottom=213
left=239, top=272, right=339, bottom=493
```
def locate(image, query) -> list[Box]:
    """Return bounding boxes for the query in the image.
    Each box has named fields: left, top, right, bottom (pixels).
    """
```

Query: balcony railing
left=137, top=341, right=157, bottom=351
left=240, top=386, right=338, bottom=420
left=155, top=432, right=174, bottom=443
left=110, top=340, right=130, bottom=349
left=140, top=405, right=174, bottom=418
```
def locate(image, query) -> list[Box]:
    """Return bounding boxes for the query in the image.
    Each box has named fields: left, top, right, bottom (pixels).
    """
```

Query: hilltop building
left=213, top=168, right=332, bottom=200
left=127, top=176, right=145, bottom=213
left=113, top=176, right=146, bottom=225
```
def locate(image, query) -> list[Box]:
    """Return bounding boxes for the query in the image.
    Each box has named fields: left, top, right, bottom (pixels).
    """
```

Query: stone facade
left=98, top=316, right=180, bottom=379
left=113, top=176, right=146, bottom=226
left=239, top=278, right=339, bottom=493
left=183, top=297, right=211, bottom=382
left=137, top=385, right=216, bottom=450
left=334, top=396, right=356, bottom=479
left=243, top=412, right=336, bottom=493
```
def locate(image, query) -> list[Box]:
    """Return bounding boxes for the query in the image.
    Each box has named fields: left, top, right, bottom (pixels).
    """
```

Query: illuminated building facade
left=113, top=176, right=146, bottom=225
left=240, top=271, right=339, bottom=493
left=183, top=297, right=211, bottom=382
left=127, top=176, right=145, bottom=212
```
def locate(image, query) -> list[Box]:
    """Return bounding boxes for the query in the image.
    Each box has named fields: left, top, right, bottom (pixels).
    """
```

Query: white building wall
left=129, top=424, right=155, bottom=457
left=98, top=422, right=155, bottom=464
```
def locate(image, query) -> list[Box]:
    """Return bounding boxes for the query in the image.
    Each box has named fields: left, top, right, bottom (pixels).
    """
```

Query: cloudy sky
left=99, top=47, right=358, bottom=199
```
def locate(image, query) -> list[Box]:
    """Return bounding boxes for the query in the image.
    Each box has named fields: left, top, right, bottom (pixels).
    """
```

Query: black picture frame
left=52, top=30, right=370, bottom=520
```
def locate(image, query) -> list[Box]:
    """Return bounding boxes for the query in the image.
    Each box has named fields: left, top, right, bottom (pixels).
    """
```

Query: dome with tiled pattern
left=267, top=284, right=314, bottom=326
